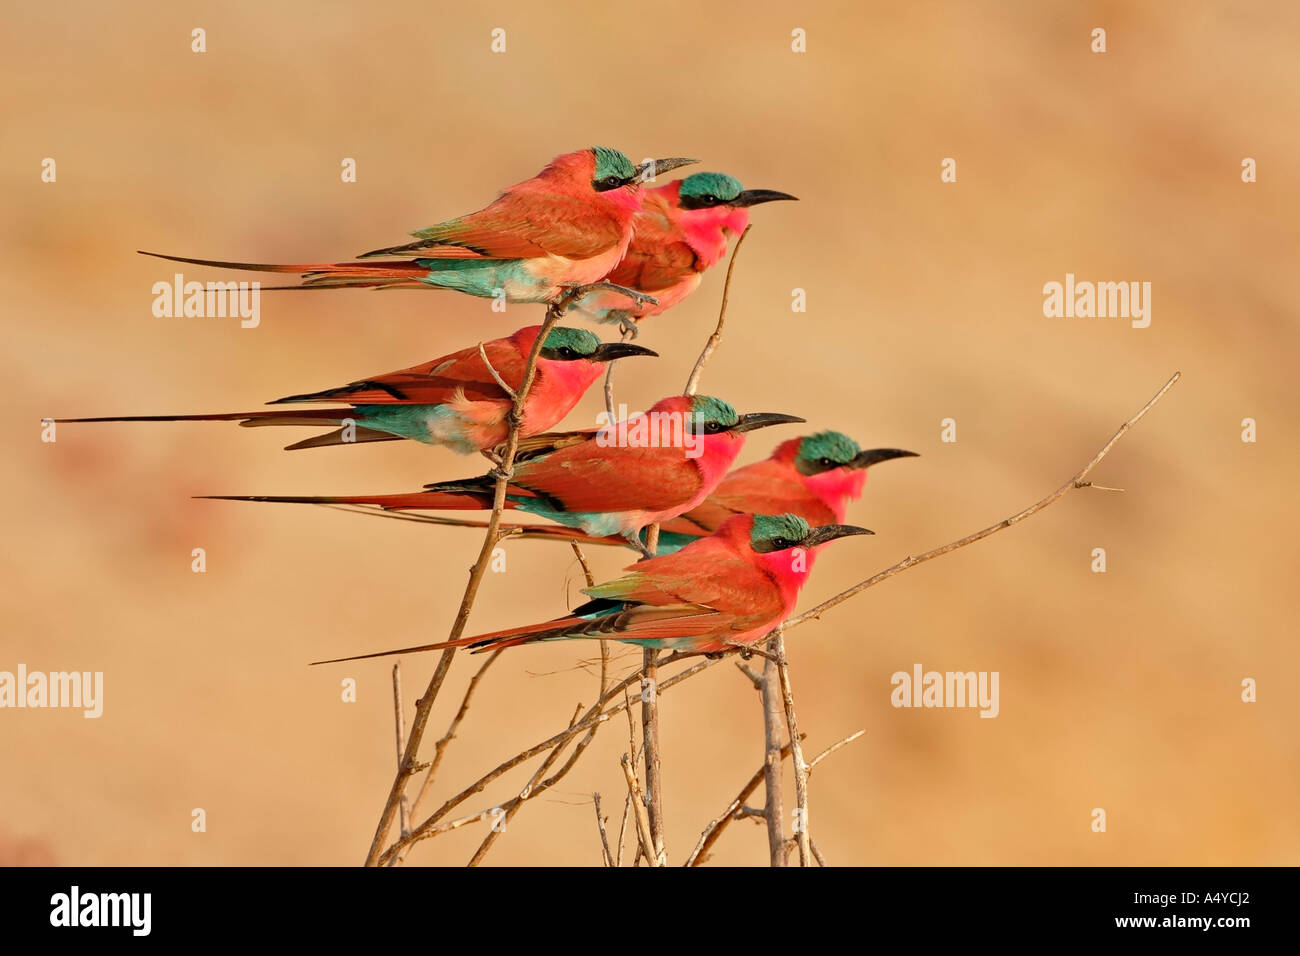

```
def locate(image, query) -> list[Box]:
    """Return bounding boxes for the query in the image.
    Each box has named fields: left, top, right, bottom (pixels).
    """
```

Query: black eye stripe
left=679, top=192, right=734, bottom=210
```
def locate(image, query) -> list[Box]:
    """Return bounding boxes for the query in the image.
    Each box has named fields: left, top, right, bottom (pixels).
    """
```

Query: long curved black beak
left=732, top=188, right=799, bottom=207
left=851, top=448, right=919, bottom=469
left=802, top=524, right=875, bottom=547
left=733, top=412, right=806, bottom=433
left=590, top=342, right=658, bottom=362
left=636, top=157, right=699, bottom=179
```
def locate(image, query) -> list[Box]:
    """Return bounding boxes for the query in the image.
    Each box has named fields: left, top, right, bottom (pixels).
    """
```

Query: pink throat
left=754, top=547, right=812, bottom=613
left=802, top=467, right=868, bottom=522
left=680, top=207, right=752, bottom=268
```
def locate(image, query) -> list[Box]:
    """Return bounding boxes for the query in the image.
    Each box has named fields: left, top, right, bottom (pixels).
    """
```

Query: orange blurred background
left=2, top=0, right=1297, bottom=866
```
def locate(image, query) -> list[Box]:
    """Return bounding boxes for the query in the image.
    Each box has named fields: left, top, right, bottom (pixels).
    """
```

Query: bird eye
left=702, top=195, right=718, bottom=204
left=703, top=421, right=726, bottom=434
left=821, top=457, right=836, bottom=467
left=772, top=538, right=790, bottom=550
left=559, top=347, right=576, bottom=358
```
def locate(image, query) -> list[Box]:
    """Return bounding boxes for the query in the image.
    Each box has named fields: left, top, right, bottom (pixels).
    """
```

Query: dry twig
left=684, top=224, right=751, bottom=396
left=621, top=753, right=659, bottom=866
left=783, top=371, right=1182, bottom=630
left=362, top=303, right=568, bottom=866
left=593, top=792, right=614, bottom=867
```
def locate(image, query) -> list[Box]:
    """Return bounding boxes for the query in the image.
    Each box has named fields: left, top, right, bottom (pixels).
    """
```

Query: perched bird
left=423, top=431, right=916, bottom=550
left=207, top=395, right=804, bottom=551
left=56, top=325, right=655, bottom=452
left=655, top=432, right=917, bottom=552
left=573, top=172, right=797, bottom=332
left=140, top=147, right=697, bottom=305
left=315, top=513, right=873, bottom=661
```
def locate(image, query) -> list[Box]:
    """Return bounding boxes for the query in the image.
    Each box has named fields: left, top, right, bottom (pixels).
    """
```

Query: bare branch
left=784, top=371, right=1182, bottom=631
left=735, top=661, right=763, bottom=690
left=615, top=791, right=633, bottom=868
left=602, top=325, right=636, bottom=422
left=773, top=631, right=811, bottom=866
left=478, top=341, right=517, bottom=400
left=385, top=663, right=410, bottom=866
left=407, top=649, right=503, bottom=823
left=685, top=734, right=803, bottom=867
left=810, top=838, right=828, bottom=867
left=621, top=753, right=659, bottom=866
left=684, top=224, right=752, bottom=396
left=466, top=704, right=582, bottom=865
left=362, top=308, right=565, bottom=867
left=810, top=729, right=865, bottom=768
left=593, top=793, right=614, bottom=867
left=637, top=522, right=667, bottom=863
left=759, top=652, right=787, bottom=866
left=379, top=655, right=718, bottom=862
left=569, top=540, right=610, bottom=700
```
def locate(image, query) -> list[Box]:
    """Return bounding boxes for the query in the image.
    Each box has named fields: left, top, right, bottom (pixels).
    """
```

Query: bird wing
left=511, top=442, right=707, bottom=515
left=510, top=428, right=600, bottom=461
left=370, top=189, right=628, bottom=261
left=272, top=339, right=526, bottom=406
left=604, top=200, right=700, bottom=292
left=606, top=239, right=699, bottom=293
left=587, top=535, right=785, bottom=629
left=682, top=462, right=837, bottom=531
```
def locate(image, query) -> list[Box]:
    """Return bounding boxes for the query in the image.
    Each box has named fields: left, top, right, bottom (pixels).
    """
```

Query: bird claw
left=624, top=530, right=654, bottom=559
left=565, top=281, right=657, bottom=310
left=614, top=313, right=641, bottom=338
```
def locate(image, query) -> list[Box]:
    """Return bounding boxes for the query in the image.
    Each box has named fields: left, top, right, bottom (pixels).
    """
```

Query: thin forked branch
left=362, top=304, right=567, bottom=867
left=784, top=371, right=1182, bottom=630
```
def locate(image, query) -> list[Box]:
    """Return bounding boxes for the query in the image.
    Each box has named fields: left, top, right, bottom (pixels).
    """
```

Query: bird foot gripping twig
left=612, top=312, right=641, bottom=338
left=563, top=281, right=658, bottom=311
left=623, top=529, right=655, bottom=559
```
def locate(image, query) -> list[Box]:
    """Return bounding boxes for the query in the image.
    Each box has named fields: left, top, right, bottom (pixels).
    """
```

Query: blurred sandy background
left=2, top=0, right=1297, bottom=866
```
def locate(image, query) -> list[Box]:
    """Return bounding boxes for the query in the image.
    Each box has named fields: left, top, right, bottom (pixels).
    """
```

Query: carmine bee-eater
left=573, top=172, right=797, bottom=332
left=56, top=326, right=655, bottom=452
left=314, top=513, right=873, bottom=662
left=207, top=395, right=804, bottom=552
left=654, top=432, right=917, bottom=552
left=434, top=431, right=916, bottom=550
left=140, top=147, right=696, bottom=306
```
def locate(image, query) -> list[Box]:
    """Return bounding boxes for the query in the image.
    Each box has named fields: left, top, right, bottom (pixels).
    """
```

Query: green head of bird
left=794, top=431, right=862, bottom=475
left=591, top=147, right=697, bottom=192
left=676, top=172, right=798, bottom=210
left=795, top=431, right=920, bottom=475
left=539, top=326, right=657, bottom=363
left=749, top=512, right=874, bottom=553
left=686, top=395, right=804, bottom=435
